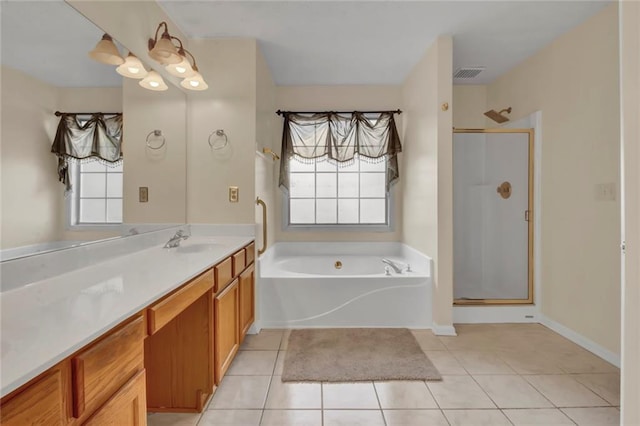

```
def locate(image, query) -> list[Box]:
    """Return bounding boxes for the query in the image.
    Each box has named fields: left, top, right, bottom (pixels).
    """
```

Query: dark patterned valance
left=51, top=113, right=123, bottom=191
left=278, top=111, right=402, bottom=192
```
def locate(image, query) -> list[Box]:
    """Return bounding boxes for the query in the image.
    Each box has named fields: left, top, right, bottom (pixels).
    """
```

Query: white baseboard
left=453, top=305, right=539, bottom=323
left=539, top=314, right=620, bottom=368
left=432, top=323, right=457, bottom=336
left=248, top=323, right=261, bottom=335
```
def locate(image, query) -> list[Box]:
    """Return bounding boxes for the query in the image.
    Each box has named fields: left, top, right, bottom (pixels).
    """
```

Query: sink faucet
left=382, top=258, right=404, bottom=274
left=164, top=230, right=190, bottom=248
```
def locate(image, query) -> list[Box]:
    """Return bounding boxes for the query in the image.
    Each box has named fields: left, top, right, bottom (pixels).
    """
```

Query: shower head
left=484, top=107, right=512, bottom=123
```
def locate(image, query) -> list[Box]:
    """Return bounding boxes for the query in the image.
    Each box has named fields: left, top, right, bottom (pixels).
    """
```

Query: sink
left=175, top=243, right=222, bottom=254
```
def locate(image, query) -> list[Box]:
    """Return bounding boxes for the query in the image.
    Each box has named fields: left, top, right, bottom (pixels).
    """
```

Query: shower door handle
left=525, top=210, right=531, bottom=221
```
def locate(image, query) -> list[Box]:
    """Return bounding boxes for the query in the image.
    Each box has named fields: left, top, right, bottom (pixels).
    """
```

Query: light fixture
left=165, top=38, right=195, bottom=78
left=139, top=70, right=168, bottom=91
left=89, top=34, right=124, bottom=65
left=180, top=65, right=208, bottom=91
left=148, top=22, right=182, bottom=65
left=116, top=53, right=148, bottom=79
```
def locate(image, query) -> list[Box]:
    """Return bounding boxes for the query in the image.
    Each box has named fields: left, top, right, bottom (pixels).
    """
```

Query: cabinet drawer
left=214, top=257, right=233, bottom=293
left=232, top=249, right=246, bottom=277
left=0, top=369, right=65, bottom=426
left=148, top=269, right=214, bottom=334
left=246, top=242, right=255, bottom=265
left=83, top=369, right=146, bottom=426
left=72, top=316, right=144, bottom=418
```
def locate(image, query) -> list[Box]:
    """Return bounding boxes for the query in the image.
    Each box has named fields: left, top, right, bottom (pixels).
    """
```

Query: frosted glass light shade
left=180, top=71, right=208, bottom=91
left=89, top=34, right=124, bottom=65
left=116, top=54, right=148, bottom=79
left=165, top=55, right=195, bottom=78
left=148, top=34, right=181, bottom=65
left=139, top=71, right=168, bottom=91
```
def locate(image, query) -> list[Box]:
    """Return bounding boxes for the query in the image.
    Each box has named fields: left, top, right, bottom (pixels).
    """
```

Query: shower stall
left=453, top=129, right=534, bottom=304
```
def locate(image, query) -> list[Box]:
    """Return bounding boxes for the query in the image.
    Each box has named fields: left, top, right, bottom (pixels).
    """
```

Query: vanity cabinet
left=239, top=264, right=255, bottom=342
left=83, top=370, right=146, bottom=426
left=214, top=278, right=240, bottom=382
left=0, top=240, right=256, bottom=423
left=0, top=368, right=66, bottom=426
left=0, top=315, right=146, bottom=426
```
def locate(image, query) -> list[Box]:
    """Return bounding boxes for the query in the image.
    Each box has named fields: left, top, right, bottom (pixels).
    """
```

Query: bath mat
left=282, top=328, right=442, bottom=382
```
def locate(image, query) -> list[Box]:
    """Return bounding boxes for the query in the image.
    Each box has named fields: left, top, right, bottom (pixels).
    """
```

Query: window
left=69, top=159, right=123, bottom=226
left=287, top=155, right=388, bottom=226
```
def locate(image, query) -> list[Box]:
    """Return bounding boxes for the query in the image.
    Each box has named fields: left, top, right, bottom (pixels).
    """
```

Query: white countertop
left=0, top=235, right=253, bottom=397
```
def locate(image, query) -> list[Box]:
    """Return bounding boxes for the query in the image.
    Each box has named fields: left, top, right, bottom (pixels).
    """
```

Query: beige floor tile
left=226, top=350, right=278, bottom=375
left=374, top=381, right=438, bottom=409
left=426, top=375, right=496, bottom=409
left=553, top=351, right=620, bottom=374
left=411, top=330, right=447, bottom=350
left=498, top=351, right=565, bottom=375
left=524, top=375, right=609, bottom=407
left=443, top=409, right=511, bottom=425
left=208, top=376, right=271, bottom=409
left=573, top=373, right=620, bottom=406
left=503, top=408, right=575, bottom=425
left=562, top=407, right=620, bottom=425
left=473, top=375, right=553, bottom=408
left=240, top=330, right=283, bottom=350
left=260, top=410, right=322, bottom=426
left=280, top=330, right=292, bottom=350
left=322, top=382, right=380, bottom=409
left=383, top=409, right=449, bottom=426
left=198, top=410, right=261, bottom=425
left=323, top=410, right=385, bottom=426
left=451, top=351, right=515, bottom=374
left=273, top=351, right=286, bottom=375
left=146, top=412, right=201, bottom=426
left=264, top=376, right=321, bottom=409
left=424, top=350, right=468, bottom=375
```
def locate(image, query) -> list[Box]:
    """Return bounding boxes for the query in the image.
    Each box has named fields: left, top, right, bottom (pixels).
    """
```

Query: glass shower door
left=453, top=129, right=533, bottom=304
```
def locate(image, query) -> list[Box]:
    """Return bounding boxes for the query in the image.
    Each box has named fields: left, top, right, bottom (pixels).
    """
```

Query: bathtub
left=258, top=243, right=433, bottom=328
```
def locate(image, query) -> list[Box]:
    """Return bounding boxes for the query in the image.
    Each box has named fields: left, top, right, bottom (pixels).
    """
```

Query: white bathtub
left=258, top=243, right=433, bottom=328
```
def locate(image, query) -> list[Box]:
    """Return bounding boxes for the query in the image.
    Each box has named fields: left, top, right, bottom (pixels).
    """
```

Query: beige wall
left=274, top=85, right=403, bottom=242
left=0, top=67, right=124, bottom=248
left=401, top=37, right=454, bottom=329
left=255, top=48, right=277, bottom=251
left=1, top=66, right=61, bottom=249
left=453, top=85, right=487, bottom=128
left=122, top=78, right=186, bottom=223
left=186, top=39, right=257, bottom=224
left=620, top=0, right=640, bottom=422
left=487, top=4, right=620, bottom=354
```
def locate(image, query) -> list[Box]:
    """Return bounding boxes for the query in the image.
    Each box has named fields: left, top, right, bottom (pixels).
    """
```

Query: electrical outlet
left=229, top=186, right=239, bottom=203
left=139, top=187, right=148, bottom=203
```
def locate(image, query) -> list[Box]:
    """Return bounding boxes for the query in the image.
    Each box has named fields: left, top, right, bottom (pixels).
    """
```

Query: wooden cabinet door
left=238, top=264, right=255, bottom=342
left=83, top=370, right=146, bottom=426
left=0, top=369, right=65, bottom=426
left=214, top=278, right=239, bottom=383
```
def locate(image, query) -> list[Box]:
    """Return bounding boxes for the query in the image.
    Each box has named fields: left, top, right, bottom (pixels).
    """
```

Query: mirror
left=0, top=1, right=187, bottom=261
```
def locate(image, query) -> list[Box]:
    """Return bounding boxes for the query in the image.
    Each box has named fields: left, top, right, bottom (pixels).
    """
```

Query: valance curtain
left=278, top=111, right=402, bottom=192
left=51, top=113, right=123, bottom=191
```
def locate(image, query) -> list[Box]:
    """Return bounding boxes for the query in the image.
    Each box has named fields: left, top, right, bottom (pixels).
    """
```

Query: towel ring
left=146, top=130, right=166, bottom=150
left=208, top=129, right=228, bottom=150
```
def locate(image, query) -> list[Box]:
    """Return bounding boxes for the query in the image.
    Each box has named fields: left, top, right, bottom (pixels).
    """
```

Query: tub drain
left=335, top=261, right=342, bottom=269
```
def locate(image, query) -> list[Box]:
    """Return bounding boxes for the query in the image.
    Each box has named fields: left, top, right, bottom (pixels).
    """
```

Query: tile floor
left=147, top=324, right=620, bottom=426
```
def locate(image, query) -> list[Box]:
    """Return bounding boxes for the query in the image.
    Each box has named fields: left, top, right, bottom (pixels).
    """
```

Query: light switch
left=229, top=186, right=239, bottom=203
left=139, top=187, right=148, bottom=203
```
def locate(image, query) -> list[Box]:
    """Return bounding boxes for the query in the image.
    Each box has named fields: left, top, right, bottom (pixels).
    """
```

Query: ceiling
left=159, top=0, right=611, bottom=86
left=0, top=1, right=611, bottom=88
left=0, top=1, right=122, bottom=88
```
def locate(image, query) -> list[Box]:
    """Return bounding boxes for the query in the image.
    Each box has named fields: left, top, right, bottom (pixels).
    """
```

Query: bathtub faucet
left=382, top=258, right=406, bottom=274
left=164, top=230, right=190, bottom=248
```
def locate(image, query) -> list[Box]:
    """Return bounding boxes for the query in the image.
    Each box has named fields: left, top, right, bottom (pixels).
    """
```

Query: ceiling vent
left=453, top=67, right=485, bottom=79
